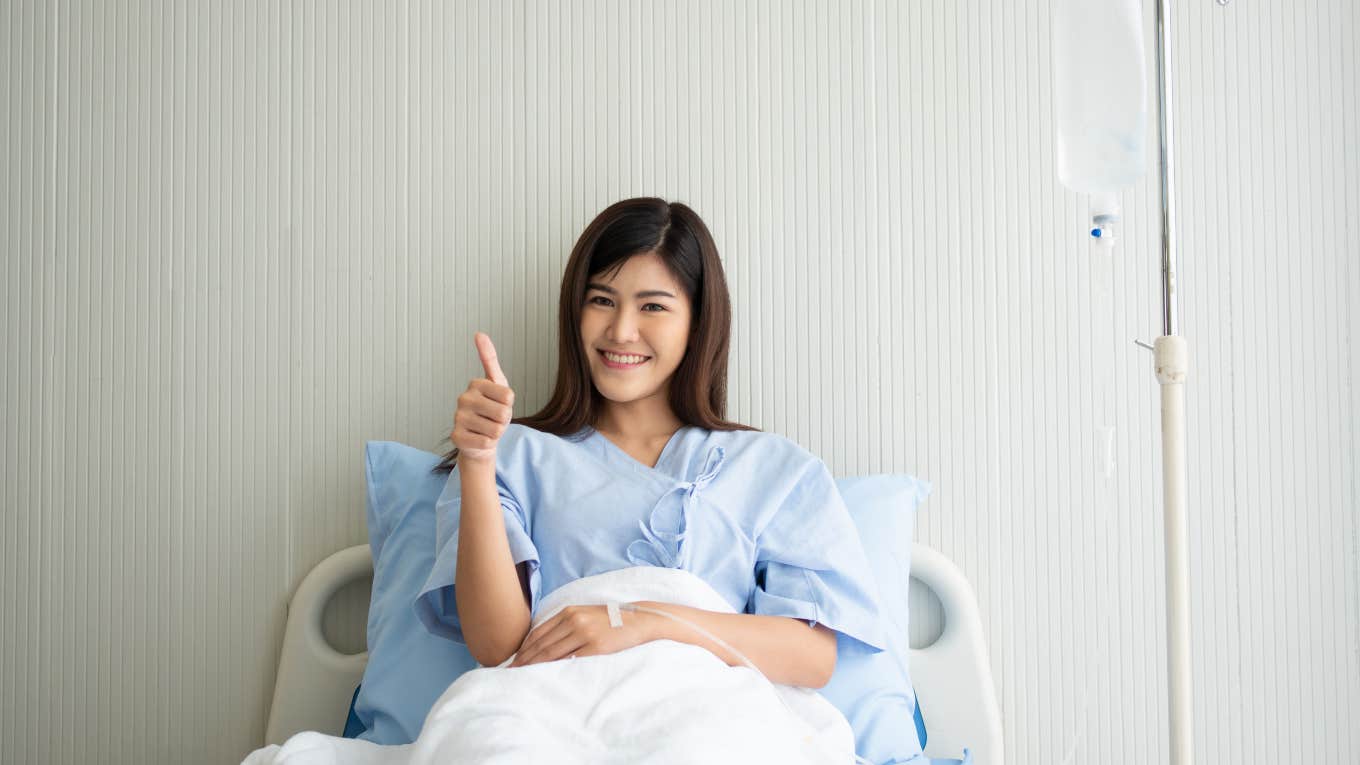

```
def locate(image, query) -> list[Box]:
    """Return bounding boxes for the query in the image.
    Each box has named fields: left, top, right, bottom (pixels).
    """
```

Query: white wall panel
left=2, top=1, right=1355, bottom=763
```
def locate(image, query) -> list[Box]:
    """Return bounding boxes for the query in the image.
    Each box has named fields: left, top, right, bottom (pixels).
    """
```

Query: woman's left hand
left=509, top=603, right=655, bottom=667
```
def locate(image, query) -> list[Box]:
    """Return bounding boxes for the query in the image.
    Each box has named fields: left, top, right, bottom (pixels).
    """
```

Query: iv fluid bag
left=1053, top=0, right=1148, bottom=194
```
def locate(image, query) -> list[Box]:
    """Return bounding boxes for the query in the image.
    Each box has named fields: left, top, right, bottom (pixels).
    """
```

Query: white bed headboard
left=264, top=543, right=1003, bottom=765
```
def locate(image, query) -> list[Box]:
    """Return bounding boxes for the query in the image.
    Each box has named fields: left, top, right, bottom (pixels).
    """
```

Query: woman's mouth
left=599, top=349, right=651, bottom=369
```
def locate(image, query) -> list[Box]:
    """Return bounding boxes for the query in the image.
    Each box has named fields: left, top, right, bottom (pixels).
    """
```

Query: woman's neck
left=594, top=401, right=683, bottom=443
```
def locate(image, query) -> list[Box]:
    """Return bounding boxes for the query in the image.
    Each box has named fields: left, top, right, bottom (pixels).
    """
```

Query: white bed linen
left=243, top=565, right=856, bottom=765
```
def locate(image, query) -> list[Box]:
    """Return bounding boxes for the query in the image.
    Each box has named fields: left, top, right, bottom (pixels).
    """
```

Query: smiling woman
left=406, top=198, right=897, bottom=762
left=581, top=252, right=697, bottom=452
left=432, top=196, right=760, bottom=476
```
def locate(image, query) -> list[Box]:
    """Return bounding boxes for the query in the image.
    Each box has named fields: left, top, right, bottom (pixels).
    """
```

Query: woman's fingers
left=456, top=408, right=509, bottom=439
left=517, top=633, right=587, bottom=667
left=470, top=378, right=515, bottom=407
left=512, top=613, right=565, bottom=664
left=514, top=624, right=572, bottom=666
left=475, top=332, right=509, bottom=387
left=453, top=334, right=515, bottom=460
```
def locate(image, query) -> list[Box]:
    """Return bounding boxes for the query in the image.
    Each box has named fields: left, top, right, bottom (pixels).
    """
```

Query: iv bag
left=1053, top=0, right=1148, bottom=196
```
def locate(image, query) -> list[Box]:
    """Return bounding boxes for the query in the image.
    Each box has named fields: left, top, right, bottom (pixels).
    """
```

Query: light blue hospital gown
left=414, top=423, right=888, bottom=657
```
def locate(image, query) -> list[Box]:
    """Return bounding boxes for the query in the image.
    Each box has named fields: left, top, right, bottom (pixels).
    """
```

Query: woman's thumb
left=475, top=332, right=509, bottom=386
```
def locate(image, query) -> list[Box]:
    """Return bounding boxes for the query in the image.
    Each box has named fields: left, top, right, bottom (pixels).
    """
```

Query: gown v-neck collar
left=588, top=425, right=690, bottom=480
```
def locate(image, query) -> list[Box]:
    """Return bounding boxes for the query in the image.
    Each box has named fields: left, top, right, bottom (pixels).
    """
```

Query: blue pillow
left=352, top=441, right=479, bottom=744
left=822, top=474, right=932, bottom=765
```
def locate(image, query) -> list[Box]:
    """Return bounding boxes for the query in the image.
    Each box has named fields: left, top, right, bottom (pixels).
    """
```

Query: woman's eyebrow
left=586, top=282, right=676, bottom=299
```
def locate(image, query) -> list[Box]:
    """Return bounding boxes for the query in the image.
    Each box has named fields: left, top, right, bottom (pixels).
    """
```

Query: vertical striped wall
left=2, top=1, right=1356, bottom=763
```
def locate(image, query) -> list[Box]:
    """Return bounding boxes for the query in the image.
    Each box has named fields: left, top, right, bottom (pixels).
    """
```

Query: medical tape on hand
left=606, top=601, right=623, bottom=628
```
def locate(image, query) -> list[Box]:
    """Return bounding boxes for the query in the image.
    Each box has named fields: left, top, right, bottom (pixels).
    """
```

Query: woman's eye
left=587, top=296, right=665, bottom=313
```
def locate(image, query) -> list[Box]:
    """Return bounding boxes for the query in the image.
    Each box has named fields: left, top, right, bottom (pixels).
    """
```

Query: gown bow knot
left=625, top=445, right=727, bottom=571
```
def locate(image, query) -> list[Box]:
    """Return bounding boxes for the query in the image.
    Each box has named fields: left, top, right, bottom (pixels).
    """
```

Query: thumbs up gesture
left=452, top=332, right=516, bottom=466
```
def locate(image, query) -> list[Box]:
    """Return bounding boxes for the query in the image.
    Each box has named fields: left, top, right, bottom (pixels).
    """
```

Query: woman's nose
left=608, top=313, right=639, bottom=341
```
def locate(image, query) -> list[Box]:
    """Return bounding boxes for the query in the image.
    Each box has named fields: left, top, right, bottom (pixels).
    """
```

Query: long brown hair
left=432, top=197, right=759, bottom=475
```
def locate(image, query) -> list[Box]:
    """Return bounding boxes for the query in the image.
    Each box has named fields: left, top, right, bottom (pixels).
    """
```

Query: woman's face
left=580, top=252, right=693, bottom=408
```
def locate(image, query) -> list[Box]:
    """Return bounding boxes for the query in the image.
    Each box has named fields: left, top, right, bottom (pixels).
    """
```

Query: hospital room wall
left=1, top=1, right=1355, bottom=764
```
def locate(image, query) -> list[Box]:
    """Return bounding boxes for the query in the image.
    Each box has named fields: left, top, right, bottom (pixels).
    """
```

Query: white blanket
left=244, top=566, right=857, bottom=765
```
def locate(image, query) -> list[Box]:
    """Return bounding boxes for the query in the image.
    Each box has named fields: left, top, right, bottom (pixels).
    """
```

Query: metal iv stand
left=1142, top=0, right=1231, bottom=762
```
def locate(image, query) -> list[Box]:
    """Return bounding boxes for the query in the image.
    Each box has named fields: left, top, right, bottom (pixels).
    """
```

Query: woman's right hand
left=452, top=332, right=515, bottom=467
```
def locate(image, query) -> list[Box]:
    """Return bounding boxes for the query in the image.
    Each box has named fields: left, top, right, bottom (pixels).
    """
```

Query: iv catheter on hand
left=613, top=602, right=876, bottom=765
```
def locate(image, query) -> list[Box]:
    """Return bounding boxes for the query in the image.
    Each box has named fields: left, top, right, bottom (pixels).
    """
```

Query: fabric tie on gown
left=625, top=445, right=727, bottom=571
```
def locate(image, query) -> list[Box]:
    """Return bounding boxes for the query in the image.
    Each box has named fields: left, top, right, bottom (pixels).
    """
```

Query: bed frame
left=264, top=543, right=1004, bottom=765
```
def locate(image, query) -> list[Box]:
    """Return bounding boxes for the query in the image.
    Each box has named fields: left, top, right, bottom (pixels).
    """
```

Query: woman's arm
left=455, top=460, right=532, bottom=667
left=631, top=600, right=838, bottom=688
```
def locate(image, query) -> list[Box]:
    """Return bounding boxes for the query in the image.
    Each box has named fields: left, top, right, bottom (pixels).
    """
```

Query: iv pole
left=1062, top=0, right=1227, bottom=760
left=1150, top=0, right=1187, bottom=760
left=1147, top=0, right=1229, bottom=762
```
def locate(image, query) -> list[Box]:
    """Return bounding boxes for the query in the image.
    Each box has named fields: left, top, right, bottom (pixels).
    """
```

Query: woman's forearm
left=455, top=461, right=532, bottom=667
left=629, top=601, right=837, bottom=688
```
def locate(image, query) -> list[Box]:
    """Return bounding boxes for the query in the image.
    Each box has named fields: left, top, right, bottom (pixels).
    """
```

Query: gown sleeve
left=746, top=455, right=888, bottom=656
left=413, top=440, right=541, bottom=645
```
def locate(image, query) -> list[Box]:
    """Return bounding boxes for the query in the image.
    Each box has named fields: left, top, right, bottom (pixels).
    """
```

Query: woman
left=419, top=197, right=886, bottom=691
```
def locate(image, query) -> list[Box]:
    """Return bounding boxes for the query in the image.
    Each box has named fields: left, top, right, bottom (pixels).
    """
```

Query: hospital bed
left=263, top=543, right=1004, bottom=765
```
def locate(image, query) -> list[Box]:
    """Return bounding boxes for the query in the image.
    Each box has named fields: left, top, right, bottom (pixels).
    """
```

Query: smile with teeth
left=600, top=350, right=650, bottom=367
